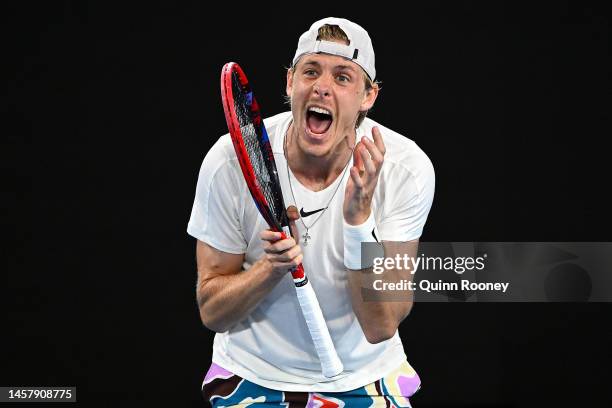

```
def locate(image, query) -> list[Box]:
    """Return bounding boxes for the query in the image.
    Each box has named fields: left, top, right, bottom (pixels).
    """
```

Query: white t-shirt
left=187, top=112, right=435, bottom=392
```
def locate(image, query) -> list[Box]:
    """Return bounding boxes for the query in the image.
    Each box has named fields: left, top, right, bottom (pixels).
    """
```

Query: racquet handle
left=294, top=278, right=344, bottom=377
left=280, top=230, right=344, bottom=378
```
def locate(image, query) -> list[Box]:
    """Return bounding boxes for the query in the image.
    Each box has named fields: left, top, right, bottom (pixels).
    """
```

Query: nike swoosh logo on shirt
left=372, top=229, right=379, bottom=243
left=300, top=207, right=326, bottom=218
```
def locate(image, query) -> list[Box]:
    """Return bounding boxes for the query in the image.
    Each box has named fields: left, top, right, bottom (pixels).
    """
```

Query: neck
left=285, top=123, right=355, bottom=191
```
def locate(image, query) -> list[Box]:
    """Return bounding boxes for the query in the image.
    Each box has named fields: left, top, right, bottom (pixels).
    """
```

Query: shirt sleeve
left=187, top=138, right=248, bottom=254
left=377, top=155, right=435, bottom=242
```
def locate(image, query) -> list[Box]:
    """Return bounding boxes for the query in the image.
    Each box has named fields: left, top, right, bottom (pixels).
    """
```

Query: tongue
left=307, top=114, right=332, bottom=134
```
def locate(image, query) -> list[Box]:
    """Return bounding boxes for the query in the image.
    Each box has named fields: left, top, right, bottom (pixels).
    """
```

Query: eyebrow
left=301, top=60, right=358, bottom=73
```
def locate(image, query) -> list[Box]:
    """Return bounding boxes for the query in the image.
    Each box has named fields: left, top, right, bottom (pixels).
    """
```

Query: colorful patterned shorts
left=202, top=361, right=421, bottom=407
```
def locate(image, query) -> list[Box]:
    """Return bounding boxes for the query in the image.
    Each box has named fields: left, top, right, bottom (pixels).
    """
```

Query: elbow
left=362, top=304, right=413, bottom=344
left=363, top=325, right=397, bottom=344
left=203, top=322, right=229, bottom=333
left=199, top=306, right=229, bottom=333
left=197, top=291, right=229, bottom=333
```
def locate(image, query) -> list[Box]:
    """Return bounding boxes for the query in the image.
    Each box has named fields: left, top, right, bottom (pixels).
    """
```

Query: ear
left=359, top=83, right=379, bottom=111
left=286, top=68, right=294, bottom=98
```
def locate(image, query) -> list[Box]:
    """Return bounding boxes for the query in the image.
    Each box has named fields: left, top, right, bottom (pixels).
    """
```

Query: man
left=188, top=17, right=434, bottom=407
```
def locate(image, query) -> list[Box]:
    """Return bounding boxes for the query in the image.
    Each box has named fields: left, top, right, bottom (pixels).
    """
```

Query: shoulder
left=263, top=111, right=292, bottom=130
left=360, top=117, right=435, bottom=193
left=208, top=111, right=290, bottom=161
left=201, top=132, right=237, bottom=175
left=197, top=132, right=244, bottom=193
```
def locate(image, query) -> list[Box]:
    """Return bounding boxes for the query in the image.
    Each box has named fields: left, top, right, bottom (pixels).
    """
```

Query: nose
left=313, top=75, right=332, bottom=98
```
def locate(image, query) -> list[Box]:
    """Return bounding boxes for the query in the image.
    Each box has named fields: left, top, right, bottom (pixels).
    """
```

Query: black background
left=4, top=1, right=611, bottom=407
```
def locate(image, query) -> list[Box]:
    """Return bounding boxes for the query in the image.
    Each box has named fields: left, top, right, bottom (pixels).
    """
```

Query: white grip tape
left=343, top=211, right=379, bottom=270
left=295, top=282, right=344, bottom=378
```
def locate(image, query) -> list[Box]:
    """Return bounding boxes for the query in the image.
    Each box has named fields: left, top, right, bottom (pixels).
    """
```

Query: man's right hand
left=196, top=206, right=304, bottom=332
left=260, top=205, right=303, bottom=277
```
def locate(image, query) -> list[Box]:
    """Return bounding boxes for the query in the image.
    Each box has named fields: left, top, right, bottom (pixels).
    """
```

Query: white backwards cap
left=292, top=17, right=376, bottom=80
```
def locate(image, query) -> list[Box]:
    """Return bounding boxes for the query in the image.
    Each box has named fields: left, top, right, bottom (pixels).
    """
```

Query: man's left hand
left=343, top=126, right=386, bottom=225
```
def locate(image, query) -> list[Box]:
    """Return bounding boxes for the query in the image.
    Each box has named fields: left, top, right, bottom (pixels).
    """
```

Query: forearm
left=347, top=266, right=413, bottom=343
left=344, top=228, right=417, bottom=343
left=197, top=258, right=282, bottom=332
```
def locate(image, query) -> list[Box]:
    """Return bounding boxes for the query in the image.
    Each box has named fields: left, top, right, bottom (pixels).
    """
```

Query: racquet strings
left=231, top=70, right=285, bottom=229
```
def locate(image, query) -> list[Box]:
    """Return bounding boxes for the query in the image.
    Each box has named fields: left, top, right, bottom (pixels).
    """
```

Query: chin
left=300, top=127, right=335, bottom=157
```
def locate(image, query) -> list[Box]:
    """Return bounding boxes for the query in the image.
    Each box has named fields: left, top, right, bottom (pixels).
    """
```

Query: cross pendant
left=302, top=230, right=311, bottom=246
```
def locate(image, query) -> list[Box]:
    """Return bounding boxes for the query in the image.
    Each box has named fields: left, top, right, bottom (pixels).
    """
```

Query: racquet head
left=220, top=62, right=289, bottom=232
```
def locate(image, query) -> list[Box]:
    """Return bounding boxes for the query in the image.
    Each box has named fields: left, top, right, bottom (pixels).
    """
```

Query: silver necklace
left=284, top=131, right=353, bottom=246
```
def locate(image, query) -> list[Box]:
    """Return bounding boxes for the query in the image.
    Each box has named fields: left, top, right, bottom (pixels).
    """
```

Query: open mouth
left=306, top=106, right=333, bottom=135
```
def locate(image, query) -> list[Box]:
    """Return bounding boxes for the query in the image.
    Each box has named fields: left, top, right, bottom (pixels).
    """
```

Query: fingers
left=348, top=128, right=384, bottom=194
left=260, top=231, right=297, bottom=251
left=260, top=228, right=303, bottom=273
left=350, top=166, right=365, bottom=189
left=278, top=245, right=303, bottom=262
left=353, top=141, right=365, bottom=173
left=260, top=230, right=283, bottom=242
left=263, top=240, right=302, bottom=262
left=361, top=136, right=384, bottom=168
left=288, top=218, right=300, bottom=244
left=371, top=126, right=386, bottom=155
left=360, top=127, right=384, bottom=169
left=351, top=136, right=381, bottom=186
left=271, top=253, right=304, bottom=272
left=286, top=205, right=301, bottom=242
left=286, top=205, right=300, bottom=221
left=359, top=143, right=377, bottom=175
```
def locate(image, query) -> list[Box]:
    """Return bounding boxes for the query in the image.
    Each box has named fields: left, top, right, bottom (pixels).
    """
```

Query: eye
left=336, top=74, right=351, bottom=83
left=304, top=69, right=318, bottom=77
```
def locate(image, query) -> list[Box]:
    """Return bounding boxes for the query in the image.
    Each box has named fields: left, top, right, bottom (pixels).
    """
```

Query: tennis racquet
left=220, top=62, right=343, bottom=378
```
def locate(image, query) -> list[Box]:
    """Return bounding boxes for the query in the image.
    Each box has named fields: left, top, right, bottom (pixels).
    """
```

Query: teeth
left=308, top=106, right=332, bottom=116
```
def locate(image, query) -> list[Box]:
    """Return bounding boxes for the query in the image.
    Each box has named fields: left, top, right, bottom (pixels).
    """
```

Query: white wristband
left=343, top=212, right=380, bottom=270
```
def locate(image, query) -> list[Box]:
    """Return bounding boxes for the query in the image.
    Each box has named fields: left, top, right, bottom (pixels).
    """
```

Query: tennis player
left=188, top=17, right=435, bottom=407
